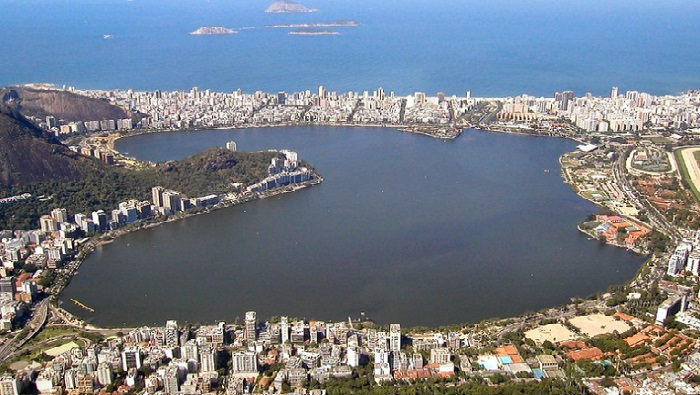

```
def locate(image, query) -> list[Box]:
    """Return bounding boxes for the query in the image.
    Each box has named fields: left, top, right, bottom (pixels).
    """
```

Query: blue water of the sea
left=1, top=0, right=699, bottom=97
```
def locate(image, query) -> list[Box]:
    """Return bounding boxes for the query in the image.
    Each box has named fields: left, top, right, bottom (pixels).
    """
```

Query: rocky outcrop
left=1, top=87, right=135, bottom=123
left=265, top=0, right=318, bottom=13
left=190, top=27, right=238, bottom=35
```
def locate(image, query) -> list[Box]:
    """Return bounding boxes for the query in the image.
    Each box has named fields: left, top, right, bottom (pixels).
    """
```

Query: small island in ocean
left=289, top=28, right=340, bottom=36
left=189, top=26, right=238, bottom=35
left=267, top=20, right=360, bottom=28
left=265, top=0, right=318, bottom=13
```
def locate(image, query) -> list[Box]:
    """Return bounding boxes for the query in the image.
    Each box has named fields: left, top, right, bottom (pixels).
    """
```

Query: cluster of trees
left=575, top=359, right=617, bottom=378
left=320, top=377, right=588, bottom=395
left=646, top=230, right=671, bottom=255
left=625, top=283, right=666, bottom=317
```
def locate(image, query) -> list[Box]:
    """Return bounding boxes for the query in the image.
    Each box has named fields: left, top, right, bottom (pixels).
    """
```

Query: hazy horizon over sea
left=1, top=0, right=699, bottom=98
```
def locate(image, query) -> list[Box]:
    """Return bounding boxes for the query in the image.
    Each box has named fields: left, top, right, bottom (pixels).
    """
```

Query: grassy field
left=674, top=148, right=700, bottom=202
left=648, top=136, right=672, bottom=144
left=580, top=190, right=607, bottom=201
left=25, top=328, right=80, bottom=348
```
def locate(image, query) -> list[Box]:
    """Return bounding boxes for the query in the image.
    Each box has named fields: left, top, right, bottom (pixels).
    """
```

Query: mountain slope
left=0, top=104, right=93, bottom=187
left=1, top=87, right=134, bottom=123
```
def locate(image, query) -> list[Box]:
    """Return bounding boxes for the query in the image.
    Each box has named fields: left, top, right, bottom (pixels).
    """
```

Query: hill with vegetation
left=0, top=104, right=94, bottom=187
left=0, top=105, right=288, bottom=229
left=151, top=148, right=277, bottom=196
left=1, top=87, right=137, bottom=123
left=0, top=147, right=280, bottom=230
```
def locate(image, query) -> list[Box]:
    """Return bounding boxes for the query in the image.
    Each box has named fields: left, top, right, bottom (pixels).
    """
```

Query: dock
left=70, top=299, right=95, bottom=312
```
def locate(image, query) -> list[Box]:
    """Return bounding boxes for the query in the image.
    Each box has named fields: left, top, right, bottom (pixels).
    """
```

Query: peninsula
left=265, top=0, right=318, bottom=13
left=2, top=84, right=700, bottom=395
left=189, top=26, right=237, bottom=35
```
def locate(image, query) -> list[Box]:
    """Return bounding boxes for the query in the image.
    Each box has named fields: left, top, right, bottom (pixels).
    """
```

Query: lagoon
left=60, top=127, right=645, bottom=327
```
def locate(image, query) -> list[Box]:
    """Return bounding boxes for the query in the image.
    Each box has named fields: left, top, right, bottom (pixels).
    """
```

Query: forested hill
left=0, top=146, right=281, bottom=230
left=0, top=87, right=292, bottom=230
left=0, top=103, right=94, bottom=187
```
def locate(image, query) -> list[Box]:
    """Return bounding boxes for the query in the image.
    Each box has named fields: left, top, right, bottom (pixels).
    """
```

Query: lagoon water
left=3, top=0, right=686, bottom=326
left=60, top=128, right=645, bottom=327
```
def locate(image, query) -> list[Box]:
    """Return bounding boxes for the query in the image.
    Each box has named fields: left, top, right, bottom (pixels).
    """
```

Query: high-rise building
left=165, top=320, right=179, bottom=347
left=280, top=316, right=289, bottom=344
left=122, top=347, right=142, bottom=371
left=96, top=362, right=113, bottom=386
left=162, top=366, right=179, bottom=394
left=389, top=324, right=401, bottom=353
left=76, top=371, right=94, bottom=394
left=39, top=215, right=57, bottom=232
left=99, top=120, right=116, bottom=131
left=231, top=351, right=257, bottom=374
left=244, top=311, right=257, bottom=341
left=137, top=201, right=152, bottom=219
left=447, top=332, right=461, bottom=349
left=152, top=186, right=165, bottom=208
left=226, top=141, right=237, bottom=152
left=412, top=353, right=423, bottom=369
left=554, top=91, right=574, bottom=110
left=162, top=190, right=183, bottom=213
left=430, top=347, right=451, bottom=365
left=610, top=86, right=619, bottom=99
left=318, top=85, right=326, bottom=99
left=45, top=116, right=56, bottom=129
left=199, top=347, right=217, bottom=372
left=0, top=278, right=15, bottom=299
left=51, top=208, right=68, bottom=224
left=373, top=348, right=391, bottom=381
left=347, top=347, right=360, bottom=367
left=91, top=210, right=107, bottom=231
left=0, top=375, right=19, bottom=395
left=182, top=340, right=199, bottom=362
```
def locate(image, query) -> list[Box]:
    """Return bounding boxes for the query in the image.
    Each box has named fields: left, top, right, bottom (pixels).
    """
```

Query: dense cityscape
left=2, top=84, right=700, bottom=395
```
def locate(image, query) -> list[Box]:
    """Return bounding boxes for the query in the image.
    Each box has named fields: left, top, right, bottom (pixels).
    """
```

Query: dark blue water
left=60, top=128, right=645, bottom=327
left=1, top=0, right=698, bottom=96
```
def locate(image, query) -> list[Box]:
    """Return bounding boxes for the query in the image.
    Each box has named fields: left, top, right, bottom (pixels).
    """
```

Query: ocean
left=1, top=0, right=699, bottom=97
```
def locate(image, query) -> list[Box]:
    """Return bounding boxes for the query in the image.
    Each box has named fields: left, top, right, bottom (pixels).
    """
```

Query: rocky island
left=189, top=26, right=237, bottom=35
left=265, top=0, right=318, bottom=13
left=266, top=20, right=360, bottom=28
left=289, top=28, right=340, bottom=36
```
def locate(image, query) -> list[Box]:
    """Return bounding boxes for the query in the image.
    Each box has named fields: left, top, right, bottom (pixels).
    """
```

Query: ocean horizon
left=1, top=0, right=699, bottom=97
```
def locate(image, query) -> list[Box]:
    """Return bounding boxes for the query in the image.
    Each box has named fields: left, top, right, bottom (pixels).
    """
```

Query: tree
left=541, top=340, right=555, bottom=351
